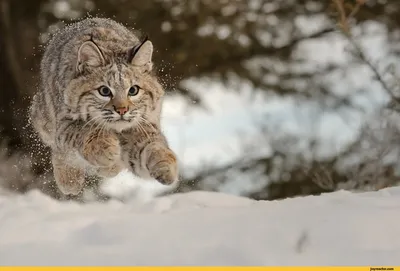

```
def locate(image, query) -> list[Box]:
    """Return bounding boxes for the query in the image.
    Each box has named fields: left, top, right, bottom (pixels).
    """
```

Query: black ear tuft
left=128, top=35, right=150, bottom=63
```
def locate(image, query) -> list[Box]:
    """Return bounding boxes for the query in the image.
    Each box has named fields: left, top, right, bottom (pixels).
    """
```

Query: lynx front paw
left=82, top=132, right=121, bottom=168
left=149, top=161, right=178, bottom=185
left=96, top=162, right=124, bottom=178
left=137, top=142, right=179, bottom=185
left=53, top=164, right=85, bottom=195
left=147, top=148, right=178, bottom=185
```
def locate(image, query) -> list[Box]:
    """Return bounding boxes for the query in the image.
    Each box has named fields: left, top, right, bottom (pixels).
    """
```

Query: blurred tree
left=0, top=0, right=44, bottom=147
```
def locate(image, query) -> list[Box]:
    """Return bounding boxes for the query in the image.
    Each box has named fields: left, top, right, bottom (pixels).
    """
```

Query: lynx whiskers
left=30, top=18, right=178, bottom=195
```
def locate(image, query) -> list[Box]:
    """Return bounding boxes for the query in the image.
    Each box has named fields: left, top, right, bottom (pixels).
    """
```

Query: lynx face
left=65, top=38, right=162, bottom=132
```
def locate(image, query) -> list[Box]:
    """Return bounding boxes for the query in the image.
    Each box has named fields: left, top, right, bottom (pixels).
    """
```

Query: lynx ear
left=129, top=39, right=153, bottom=71
left=76, top=41, right=105, bottom=72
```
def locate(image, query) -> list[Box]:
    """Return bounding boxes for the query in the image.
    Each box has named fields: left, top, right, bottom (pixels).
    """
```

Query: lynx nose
left=114, top=106, right=129, bottom=115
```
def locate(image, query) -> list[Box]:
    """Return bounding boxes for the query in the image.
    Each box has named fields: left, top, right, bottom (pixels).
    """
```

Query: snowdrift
left=0, top=185, right=399, bottom=265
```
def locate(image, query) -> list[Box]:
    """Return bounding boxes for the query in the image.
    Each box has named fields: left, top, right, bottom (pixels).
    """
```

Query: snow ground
left=0, top=183, right=399, bottom=266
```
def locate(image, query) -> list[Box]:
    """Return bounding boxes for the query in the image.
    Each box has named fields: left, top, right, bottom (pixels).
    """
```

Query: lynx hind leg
left=52, top=152, right=85, bottom=195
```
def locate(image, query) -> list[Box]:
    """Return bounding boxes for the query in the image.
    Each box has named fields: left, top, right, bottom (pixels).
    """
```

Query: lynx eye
left=128, top=85, right=140, bottom=96
left=98, top=86, right=112, bottom=97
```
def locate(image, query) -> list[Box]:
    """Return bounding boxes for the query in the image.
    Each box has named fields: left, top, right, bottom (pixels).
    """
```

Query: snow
left=1, top=182, right=399, bottom=265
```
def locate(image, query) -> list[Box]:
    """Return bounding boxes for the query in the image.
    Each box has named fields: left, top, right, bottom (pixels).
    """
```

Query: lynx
left=30, top=18, right=178, bottom=195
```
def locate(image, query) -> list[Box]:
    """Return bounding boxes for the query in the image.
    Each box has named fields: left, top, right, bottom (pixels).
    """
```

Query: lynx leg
left=95, top=162, right=124, bottom=178
left=52, top=152, right=85, bottom=195
left=142, top=142, right=179, bottom=185
left=81, top=131, right=121, bottom=168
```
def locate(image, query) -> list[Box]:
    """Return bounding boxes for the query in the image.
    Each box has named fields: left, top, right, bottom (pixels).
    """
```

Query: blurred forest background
left=1, top=0, right=400, bottom=201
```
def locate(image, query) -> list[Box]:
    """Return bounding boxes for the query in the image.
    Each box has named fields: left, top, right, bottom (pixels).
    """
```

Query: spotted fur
left=30, top=18, right=178, bottom=195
